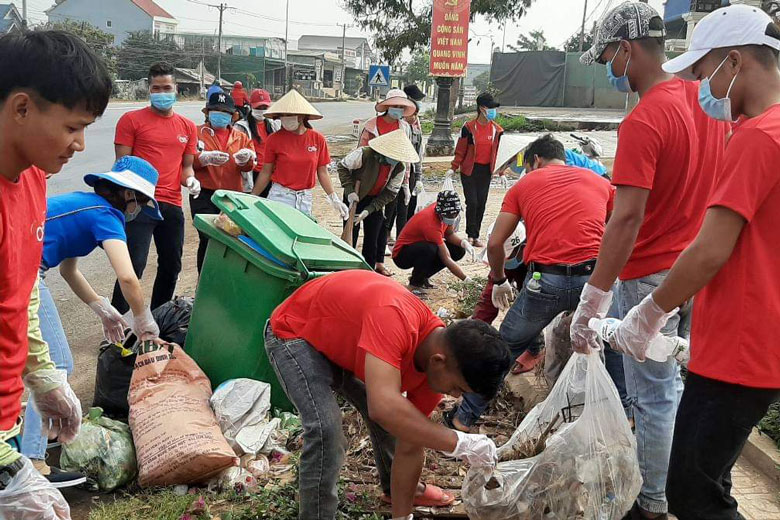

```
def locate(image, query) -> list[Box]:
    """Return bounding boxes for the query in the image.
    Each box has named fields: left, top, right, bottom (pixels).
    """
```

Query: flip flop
left=510, top=350, right=545, bottom=375
left=380, top=483, right=456, bottom=508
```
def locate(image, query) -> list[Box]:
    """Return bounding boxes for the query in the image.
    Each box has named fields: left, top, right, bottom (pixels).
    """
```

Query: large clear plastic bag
left=0, top=456, right=71, bottom=519
left=462, top=353, right=641, bottom=520
left=60, top=407, right=138, bottom=491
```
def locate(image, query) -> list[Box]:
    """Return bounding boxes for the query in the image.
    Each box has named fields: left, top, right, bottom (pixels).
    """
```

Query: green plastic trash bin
left=186, top=190, right=371, bottom=412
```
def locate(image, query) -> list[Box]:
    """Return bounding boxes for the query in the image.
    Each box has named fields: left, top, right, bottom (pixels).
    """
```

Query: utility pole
left=284, top=0, right=290, bottom=91
left=502, top=23, right=507, bottom=52
left=217, top=3, right=226, bottom=83
left=337, top=23, right=350, bottom=98
left=200, top=36, right=205, bottom=97
left=579, top=0, right=589, bottom=52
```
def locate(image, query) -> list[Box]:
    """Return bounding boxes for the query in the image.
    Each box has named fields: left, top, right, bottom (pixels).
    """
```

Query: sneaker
left=32, top=459, right=87, bottom=489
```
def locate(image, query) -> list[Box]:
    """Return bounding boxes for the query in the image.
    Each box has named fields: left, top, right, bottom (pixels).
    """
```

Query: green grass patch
left=759, top=402, right=780, bottom=449
left=420, top=113, right=573, bottom=136
left=446, top=276, right=488, bottom=319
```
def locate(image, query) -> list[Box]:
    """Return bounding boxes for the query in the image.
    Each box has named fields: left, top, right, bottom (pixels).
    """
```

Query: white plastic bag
left=0, top=456, right=71, bottom=519
left=414, top=184, right=437, bottom=214
left=210, top=378, right=280, bottom=456
left=442, top=175, right=455, bottom=193
left=462, top=353, right=641, bottom=520
left=543, top=312, right=574, bottom=387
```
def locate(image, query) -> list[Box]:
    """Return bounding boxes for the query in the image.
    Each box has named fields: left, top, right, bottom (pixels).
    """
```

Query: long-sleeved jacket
left=194, top=124, right=255, bottom=192
left=409, top=118, right=424, bottom=180
left=338, top=147, right=405, bottom=215
left=451, top=119, right=503, bottom=176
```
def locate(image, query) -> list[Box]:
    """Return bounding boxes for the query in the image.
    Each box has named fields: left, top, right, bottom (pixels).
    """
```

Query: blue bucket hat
left=84, top=156, right=163, bottom=220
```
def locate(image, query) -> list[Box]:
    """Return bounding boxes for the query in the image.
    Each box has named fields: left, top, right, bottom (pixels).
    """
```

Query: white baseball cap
left=663, top=4, right=780, bottom=80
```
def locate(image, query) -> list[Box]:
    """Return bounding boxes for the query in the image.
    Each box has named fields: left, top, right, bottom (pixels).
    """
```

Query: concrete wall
left=563, top=53, right=630, bottom=109
left=48, top=0, right=152, bottom=45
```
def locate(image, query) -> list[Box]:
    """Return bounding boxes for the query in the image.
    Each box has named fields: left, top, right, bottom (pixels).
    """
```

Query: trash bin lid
left=211, top=190, right=369, bottom=274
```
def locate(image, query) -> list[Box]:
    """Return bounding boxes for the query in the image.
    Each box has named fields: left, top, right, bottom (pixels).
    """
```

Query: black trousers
left=392, top=241, right=465, bottom=283
left=461, top=163, right=492, bottom=239
left=384, top=192, right=409, bottom=240
left=343, top=195, right=385, bottom=267
left=406, top=168, right=420, bottom=223
left=189, top=188, right=219, bottom=273
left=667, top=372, right=780, bottom=520
left=111, top=201, right=185, bottom=313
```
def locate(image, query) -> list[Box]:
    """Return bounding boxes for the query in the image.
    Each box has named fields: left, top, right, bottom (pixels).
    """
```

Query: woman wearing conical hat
left=251, top=89, right=348, bottom=219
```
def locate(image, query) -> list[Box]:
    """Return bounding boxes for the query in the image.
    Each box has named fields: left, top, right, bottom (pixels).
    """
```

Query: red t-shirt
left=369, top=164, right=392, bottom=196
left=689, top=105, right=780, bottom=388
left=501, top=165, right=614, bottom=265
left=375, top=117, right=399, bottom=137
left=473, top=120, right=497, bottom=165
left=612, top=78, right=726, bottom=280
left=114, top=107, right=198, bottom=207
left=264, top=129, right=331, bottom=191
left=0, top=166, right=47, bottom=430
left=393, top=204, right=448, bottom=258
left=271, top=270, right=444, bottom=415
left=252, top=121, right=274, bottom=172
left=232, top=88, right=249, bottom=107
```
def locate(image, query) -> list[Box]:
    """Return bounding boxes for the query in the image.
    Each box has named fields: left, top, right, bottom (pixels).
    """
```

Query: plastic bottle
left=588, top=317, right=690, bottom=365
left=526, top=272, right=542, bottom=293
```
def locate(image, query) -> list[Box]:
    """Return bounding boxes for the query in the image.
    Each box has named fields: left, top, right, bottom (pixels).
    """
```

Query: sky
left=19, top=0, right=666, bottom=64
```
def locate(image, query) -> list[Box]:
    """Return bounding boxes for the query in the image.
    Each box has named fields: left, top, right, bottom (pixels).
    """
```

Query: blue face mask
left=698, top=56, right=738, bottom=122
left=208, top=111, right=232, bottom=129
left=150, top=92, right=176, bottom=111
left=606, top=45, right=633, bottom=93
left=387, top=107, right=405, bottom=120
left=485, top=108, right=497, bottom=120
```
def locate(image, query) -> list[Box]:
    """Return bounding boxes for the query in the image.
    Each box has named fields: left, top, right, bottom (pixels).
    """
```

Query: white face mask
left=281, top=116, right=300, bottom=132
left=252, top=109, right=266, bottom=120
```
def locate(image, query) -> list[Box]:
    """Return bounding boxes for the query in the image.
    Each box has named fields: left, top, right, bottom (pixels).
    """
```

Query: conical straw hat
left=265, top=89, right=323, bottom=120
left=368, top=129, right=420, bottom=163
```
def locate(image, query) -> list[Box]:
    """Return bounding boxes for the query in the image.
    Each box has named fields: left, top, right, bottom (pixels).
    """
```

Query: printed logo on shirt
left=308, top=146, right=318, bottom=153
left=31, top=220, right=44, bottom=242
left=178, top=135, right=189, bottom=144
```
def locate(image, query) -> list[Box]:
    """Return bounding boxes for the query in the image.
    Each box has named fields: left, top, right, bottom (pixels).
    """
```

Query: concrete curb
left=742, top=429, right=780, bottom=484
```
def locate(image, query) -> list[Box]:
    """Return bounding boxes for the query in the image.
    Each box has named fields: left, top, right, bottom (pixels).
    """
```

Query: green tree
left=472, top=70, right=490, bottom=92
left=38, top=19, right=117, bottom=76
left=509, top=29, right=557, bottom=52
left=341, top=0, right=537, bottom=63
left=563, top=21, right=596, bottom=53
left=406, top=48, right=430, bottom=84
left=117, top=31, right=189, bottom=80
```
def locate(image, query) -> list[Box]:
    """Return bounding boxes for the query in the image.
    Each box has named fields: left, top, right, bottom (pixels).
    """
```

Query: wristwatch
left=0, top=458, right=25, bottom=490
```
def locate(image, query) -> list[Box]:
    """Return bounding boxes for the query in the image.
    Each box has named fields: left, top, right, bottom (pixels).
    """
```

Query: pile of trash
left=462, top=354, right=641, bottom=520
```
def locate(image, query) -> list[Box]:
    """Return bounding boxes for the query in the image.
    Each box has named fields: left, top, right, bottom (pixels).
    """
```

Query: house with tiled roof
left=0, top=3, right=23, bottom=35
left=46, top=0, right=178, bottom=45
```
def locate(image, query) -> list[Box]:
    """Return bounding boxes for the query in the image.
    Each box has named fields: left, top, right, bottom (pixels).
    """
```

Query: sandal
left=375, top=265, right=393, bottom=277
left=380, top=483, right=456, bottom=508
left=510, top=350, right=545, bottom=375
left=470, top=238, right=485, bottom=248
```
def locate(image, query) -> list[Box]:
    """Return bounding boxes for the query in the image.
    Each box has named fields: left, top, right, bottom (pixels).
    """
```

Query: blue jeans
left=604, top=293, right=633, bottom=416
left=21, top=274, right=73, bottom=460
left=618, top=271, right=688, bottom=514
left=456, top=272, right=591, bottom=427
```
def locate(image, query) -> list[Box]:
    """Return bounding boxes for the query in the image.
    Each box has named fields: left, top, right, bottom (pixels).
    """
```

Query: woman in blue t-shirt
left=21, top=156, right=163, bottom=483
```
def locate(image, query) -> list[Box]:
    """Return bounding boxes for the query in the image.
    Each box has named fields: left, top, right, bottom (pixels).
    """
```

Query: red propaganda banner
left=429, top=0, right=470, bottom=77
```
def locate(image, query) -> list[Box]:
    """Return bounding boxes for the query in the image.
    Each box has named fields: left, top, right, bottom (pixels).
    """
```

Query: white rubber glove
left=347, top=192, right=359, bottom=206
left=445, top=169, right=455, bottom=180
left=462, top=276, right=473, bottom=283
left=402, top=184, right=411, bottom=206
left=24, top=369, right=82, bottom=444
left=570, top=283, right=614, bottom=355
left=0, top=456, right=71, bottom=519
left=491, top=280, right=515, bottom=311
left=413, top=180, right=425, bottom=196
left=444, top=431, right=497, bottom=468
left=498, top=174, right=509, bottom=189
left=392, top=516, right=413, bottom=520
left=198, top=150, right=230, bottom=166
left=185, top=176, right=202, bottom=198
left=327, top=192, right=349, bottom=220
left=233, top=148, right=256, bottom=166
left=612, top=293, right=678, bottom=361
left=131, top=307, right=160, bottom=341
left=88, top=297, right=127, bottom=344
left=354, top=210, right=369, bottom=225
left=460, top=239, right=476, bottom=262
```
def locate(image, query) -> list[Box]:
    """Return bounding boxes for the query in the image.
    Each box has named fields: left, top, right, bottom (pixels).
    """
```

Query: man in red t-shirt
left=447, top=134, right=614, bottom=432
left=0, top=31, right=112, bottom=517
left=266, top=270, right=511, bottom=520
left=112, top=62, right=199, bottom=313
left=572, top=4, right=730, bottom=518
left=609, top=6, right=780, bottom=518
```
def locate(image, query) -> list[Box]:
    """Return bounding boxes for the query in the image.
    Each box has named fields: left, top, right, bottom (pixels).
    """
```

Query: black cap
left=206, top=91, right=236, bottom=113
left=404, top=84, right=426, bottom=101
left=476, top=92, right=500, bottom=109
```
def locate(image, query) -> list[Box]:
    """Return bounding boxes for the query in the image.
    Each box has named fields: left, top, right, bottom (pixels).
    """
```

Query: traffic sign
left=368, top=65, right=391, bottom=87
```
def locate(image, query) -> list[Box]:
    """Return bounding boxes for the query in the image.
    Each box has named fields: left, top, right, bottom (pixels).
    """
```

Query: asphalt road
left=48, top=99, right=381, bottom=195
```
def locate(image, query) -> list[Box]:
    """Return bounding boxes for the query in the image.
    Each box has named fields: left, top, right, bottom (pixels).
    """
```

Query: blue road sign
left=368, top=65, right=391, bottom=87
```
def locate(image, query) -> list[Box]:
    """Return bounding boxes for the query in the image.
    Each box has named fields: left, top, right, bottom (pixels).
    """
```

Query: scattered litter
left=543, top=312, right=574, bottom=387
left=436, top=307, right=450, bottom=319
left=245, top=455, right=270, bottom=478
left=173, top=485, right=189, bottom=496
left=210, top=467, right=259, bottom=494
left=60, top=407, right=137, bottom=492
left=129, top=341, right=236, bottom=487
left=462, top=354, right=641, bottom=520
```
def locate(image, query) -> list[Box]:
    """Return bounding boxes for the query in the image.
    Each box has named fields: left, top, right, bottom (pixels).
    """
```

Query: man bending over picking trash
left=265, top=269, right=511, bottom=520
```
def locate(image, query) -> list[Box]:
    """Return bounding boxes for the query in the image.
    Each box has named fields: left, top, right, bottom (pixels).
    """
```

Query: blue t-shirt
left=42, top=192, right=126, bottom=270
left=509, top=149, right=608, bottom=176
